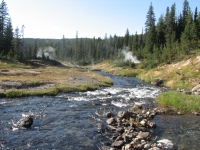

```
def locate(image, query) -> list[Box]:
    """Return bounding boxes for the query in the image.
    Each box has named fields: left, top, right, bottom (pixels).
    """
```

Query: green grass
left=156, top=91, right=200, bottom=113
left=5, top=88, right=59, bottom=98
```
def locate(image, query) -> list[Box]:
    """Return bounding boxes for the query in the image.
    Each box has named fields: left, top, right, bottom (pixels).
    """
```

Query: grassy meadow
left=0, top=59, right=113, bottom=97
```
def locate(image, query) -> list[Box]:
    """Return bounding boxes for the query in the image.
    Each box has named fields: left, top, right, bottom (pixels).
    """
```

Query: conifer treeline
left=56, top=0, right=200, bottom=67
left=1, top=0, right=200, bottom=68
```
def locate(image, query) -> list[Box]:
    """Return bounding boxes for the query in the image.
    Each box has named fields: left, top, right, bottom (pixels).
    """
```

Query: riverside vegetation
left=90, top=50, right=200, bottom=114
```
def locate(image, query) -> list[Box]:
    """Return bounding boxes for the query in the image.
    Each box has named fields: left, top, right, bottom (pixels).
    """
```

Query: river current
left=0, top=72, right=199, bottom=149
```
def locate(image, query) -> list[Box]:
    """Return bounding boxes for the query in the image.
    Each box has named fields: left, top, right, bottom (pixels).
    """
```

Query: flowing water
left=0, top=72, right=199, bottom=149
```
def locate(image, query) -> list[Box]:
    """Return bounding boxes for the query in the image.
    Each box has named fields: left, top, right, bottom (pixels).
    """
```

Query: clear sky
left=5, top=0, right=200, bottom=39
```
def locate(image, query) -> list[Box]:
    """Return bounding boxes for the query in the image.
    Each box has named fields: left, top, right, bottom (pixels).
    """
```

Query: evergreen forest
left=1, top=0, right=200, bottom=69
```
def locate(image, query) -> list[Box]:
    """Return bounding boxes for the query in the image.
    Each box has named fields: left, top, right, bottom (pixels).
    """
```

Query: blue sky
left=6, top=0, right=200, bottom=39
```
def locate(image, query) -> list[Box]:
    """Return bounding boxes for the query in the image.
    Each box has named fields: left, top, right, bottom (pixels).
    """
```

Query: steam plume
left=37, top=46, right=56, bottom=60
left=121, top=47, right=140, bottom=64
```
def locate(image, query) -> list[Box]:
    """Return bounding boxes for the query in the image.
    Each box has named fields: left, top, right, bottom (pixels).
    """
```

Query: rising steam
left=121, top=47, right=140, bottom=64
left=37, top=46, right=56, bottom=60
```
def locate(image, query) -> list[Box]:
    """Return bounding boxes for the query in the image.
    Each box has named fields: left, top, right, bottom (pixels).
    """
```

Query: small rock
left=177, top=111, right=184, bottom=115
left=116, top=127, right=124, bottom=134
left=124, top=144, right=133, bottom=150
left=117, top=111, right=133, bottom=119
left=140, top=119, right=146, bottom=126
left=106, top=117, right=116, bottom=125
left=104, top=112, right=114, bottom=118
left=137, top=131, right=150, bottom=139
left=115, top=136, right=124, bottom=141
left=110, top=148, right=121, bottom=150
left=112, top=140, right=125, bottom=148
left=144, top=143, right=151, bottom=149
left=149, top=147, right=161, bottom=150
left=192, top=111, right=200, bottom=116
left=148, top=121, right=156, bottom=128
left=134, top=104, right=143, bottom=109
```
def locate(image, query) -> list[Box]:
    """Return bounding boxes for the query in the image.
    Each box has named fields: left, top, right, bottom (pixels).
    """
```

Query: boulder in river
left=17, top=115, right=33, bottom=128
left=157, top=139, right=178, bottom=150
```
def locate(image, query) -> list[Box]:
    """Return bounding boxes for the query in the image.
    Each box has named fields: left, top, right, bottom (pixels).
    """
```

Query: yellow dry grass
left=166, top=80, right=175, bottom=87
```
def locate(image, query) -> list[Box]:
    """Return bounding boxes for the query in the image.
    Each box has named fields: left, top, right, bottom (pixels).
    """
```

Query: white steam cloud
left=121, top=47, right=140, bottom=64
left=37, top=46, right=56, bottom=60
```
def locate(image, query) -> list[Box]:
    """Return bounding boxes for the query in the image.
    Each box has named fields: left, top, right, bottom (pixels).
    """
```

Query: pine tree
left=3, top=18, right=13, bottom=57
left=198, top=12, right=200, bottom=39
left=124, top=28, right=129, bottom=47
left=144, top=3, right=156, bottom=54
left=164, top=3, right=177, bottom=60
left=0, top=0, right=10, bottom=56
left=194, top=7, right=198, bottom=23
left=156, top=14, right=165, bottom=49
left=138, top=29, right=144, bottom=59
left=33, top=40, right=38, bottom=59
left=181, top=10, right=193, bottom=54
left=132, top=32, right=139, bottom=56
left=13, top=27, right=21, bottom=58
left=182, top=0, right=190, bottom=32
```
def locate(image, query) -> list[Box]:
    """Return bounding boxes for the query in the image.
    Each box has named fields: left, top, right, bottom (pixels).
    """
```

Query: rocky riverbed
left=102, top=104, right=178, bottom=150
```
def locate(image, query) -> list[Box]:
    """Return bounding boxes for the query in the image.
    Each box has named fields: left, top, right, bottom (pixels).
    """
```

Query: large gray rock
left=17, top=115, right=33, bottom=128
left=112, top=140, right=125, bottom=148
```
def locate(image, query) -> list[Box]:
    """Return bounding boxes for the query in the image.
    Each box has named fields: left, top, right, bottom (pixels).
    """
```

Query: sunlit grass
left=155, top=91, right=200, bottom=113
left=5, top=88, right=59, bottom=98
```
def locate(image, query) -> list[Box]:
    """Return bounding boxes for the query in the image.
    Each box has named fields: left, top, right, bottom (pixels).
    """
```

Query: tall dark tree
left=181, top=10, right=193, bottom=54
left=156, top=14, right=165, bottom=49
left=132, top=32, right=139, bottom=56
left=194, top=7, right=198, bottom=23
left=124, top=28, right=129, bottom=47
left=164, top=3, right=177, bottom=61
left=0, top=0, right=9, bottom=55
left=3, top=18, right=13, bottom=57
left=144, top=2, right=156, bottom=54
left=182, top=0, right=190, bottom=32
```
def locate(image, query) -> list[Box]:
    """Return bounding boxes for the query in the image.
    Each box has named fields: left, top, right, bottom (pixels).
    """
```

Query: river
left=0, top=72, right=199, bottom=149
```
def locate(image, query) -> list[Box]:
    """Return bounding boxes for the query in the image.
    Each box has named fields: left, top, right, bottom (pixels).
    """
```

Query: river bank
left=0, top=60, right=112, bottom=98
left=89, top=58, right=200, bottom=114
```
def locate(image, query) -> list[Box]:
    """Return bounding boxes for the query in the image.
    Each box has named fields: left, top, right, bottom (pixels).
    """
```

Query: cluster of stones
left=103, top=105, right=177, bottom=150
